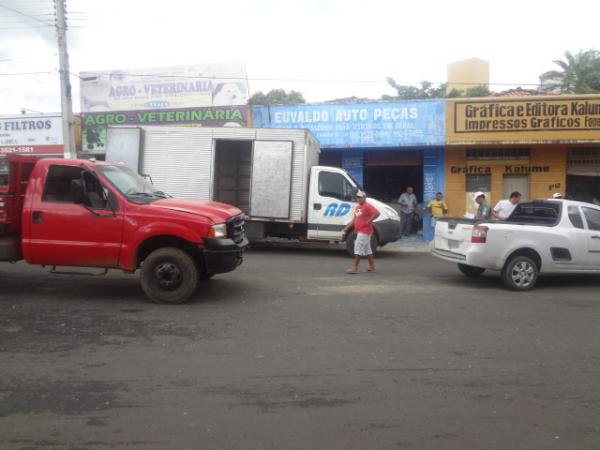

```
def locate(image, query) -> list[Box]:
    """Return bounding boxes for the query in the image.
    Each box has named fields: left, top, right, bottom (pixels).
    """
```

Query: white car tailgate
left=433, top=218, right=475, bottom=257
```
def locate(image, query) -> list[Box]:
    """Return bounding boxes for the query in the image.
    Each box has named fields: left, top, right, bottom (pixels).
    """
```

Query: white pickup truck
left=430, top=199, right=600, bottom=290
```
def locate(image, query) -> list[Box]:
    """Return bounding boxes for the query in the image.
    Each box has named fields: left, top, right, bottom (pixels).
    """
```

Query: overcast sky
left=0, top=0, right=599, bottom=115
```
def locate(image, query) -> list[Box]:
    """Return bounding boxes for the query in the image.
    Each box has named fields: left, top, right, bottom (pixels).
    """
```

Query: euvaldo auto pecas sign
left=0, top=114, right=63, bottom=154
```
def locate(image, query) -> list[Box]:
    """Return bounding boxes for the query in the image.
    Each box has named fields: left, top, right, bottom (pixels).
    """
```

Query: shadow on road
left=0, top=268, right=258, bottom=307
left=439, top=269, right=600, bottom=293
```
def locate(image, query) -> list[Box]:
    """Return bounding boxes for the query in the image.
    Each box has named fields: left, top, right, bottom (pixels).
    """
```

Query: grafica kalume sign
left=450, top=165, right=550, bottom=174
left=447, top=97, right=600, bottom=141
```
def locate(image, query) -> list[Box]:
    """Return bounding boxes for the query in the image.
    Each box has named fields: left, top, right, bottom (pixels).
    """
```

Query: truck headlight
left=208, top=223, right=227, bottom=239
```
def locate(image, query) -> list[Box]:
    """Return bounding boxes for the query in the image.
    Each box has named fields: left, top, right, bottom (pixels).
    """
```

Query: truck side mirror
left=70, top=179, right=85, bottom=204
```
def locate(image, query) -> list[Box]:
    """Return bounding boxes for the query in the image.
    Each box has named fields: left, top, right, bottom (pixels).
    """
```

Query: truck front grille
left=227, top=214, right=246, bottom=244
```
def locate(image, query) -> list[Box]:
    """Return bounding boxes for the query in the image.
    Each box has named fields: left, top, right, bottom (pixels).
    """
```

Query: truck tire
left=140, top=247, right=199, bottom=304
left=457, top=263, right=486, bottom=277
left=345, top=232, right=379, bottom=257
left=501, top=256, right=538, bottom=291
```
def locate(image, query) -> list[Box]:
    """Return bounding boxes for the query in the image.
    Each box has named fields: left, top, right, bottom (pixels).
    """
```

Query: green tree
left=464, top=85, right=492, bottom=97
left=248, top=89, right=306, bottom=105
left=382, top=78, right=490, bottom=100
left=382, top=79, right=446, bottom=100
left=539, top=50, right=600, bottom=93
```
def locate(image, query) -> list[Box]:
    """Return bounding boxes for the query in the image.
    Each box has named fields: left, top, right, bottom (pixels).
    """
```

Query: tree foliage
left=382, top=78, right=490, bottom=100
left=463, top=85, right=492, bottom=97
left=248, top=89, right=306, bottom=105
left=539, top=50, right=600, bottom=93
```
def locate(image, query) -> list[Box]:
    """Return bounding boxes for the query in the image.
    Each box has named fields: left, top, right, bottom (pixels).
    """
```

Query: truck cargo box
left=106, top=126, right=320, bottom=223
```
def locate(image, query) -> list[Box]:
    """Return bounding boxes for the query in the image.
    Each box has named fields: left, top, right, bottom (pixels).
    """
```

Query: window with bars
left=567, top=147, right=600, bottom=167
left=567, top=147, right=600, bottom=157
left=466, top=148, right=530, bottom=160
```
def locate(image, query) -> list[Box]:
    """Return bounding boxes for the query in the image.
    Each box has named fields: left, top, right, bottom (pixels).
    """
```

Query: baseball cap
left=552, top=192, right=562, bottom=199
left=472, top=191, right=485, bottom=201
left=356, top=190, right=366, bottom=198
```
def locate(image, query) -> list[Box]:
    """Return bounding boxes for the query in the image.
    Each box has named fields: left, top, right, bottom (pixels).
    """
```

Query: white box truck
left=105, top=126, right=402, bottom=254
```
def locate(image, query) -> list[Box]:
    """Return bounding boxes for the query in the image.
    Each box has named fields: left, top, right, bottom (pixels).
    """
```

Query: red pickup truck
left=0, top=154, right=247, bottom=304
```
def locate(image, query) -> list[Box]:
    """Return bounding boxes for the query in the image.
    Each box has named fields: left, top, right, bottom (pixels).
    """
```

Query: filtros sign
left=455, top=98, right=600, bottom=133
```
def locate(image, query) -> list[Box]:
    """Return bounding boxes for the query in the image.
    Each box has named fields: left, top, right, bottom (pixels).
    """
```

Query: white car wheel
left=502, top=256, right=539, bottom=291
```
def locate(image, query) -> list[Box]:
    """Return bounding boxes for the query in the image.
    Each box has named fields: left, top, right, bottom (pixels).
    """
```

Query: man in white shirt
left=492, top=191, right=522, bottom=220
left=398, top=186, right=418, bottom=236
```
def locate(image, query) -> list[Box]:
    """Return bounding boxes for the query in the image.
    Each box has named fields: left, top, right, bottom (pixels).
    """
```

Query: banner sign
left=81, top=106, right=249, bottom=153
left=252, top=101, right=445, bottom=147
left=447, top=97, right=600, bottom=144
left=0, top=114, right=63, bottom=154
left=80, top=63, right=249, bottom=112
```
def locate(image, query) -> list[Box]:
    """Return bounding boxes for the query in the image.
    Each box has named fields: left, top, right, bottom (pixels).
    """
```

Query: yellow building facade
left=445, top=95, right=600, bottom=215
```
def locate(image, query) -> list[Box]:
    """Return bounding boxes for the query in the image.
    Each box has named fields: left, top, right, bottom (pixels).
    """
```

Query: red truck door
left=25, top=163, right=124, bottom=268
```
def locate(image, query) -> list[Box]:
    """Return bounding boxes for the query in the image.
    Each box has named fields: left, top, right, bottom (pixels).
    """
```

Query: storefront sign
left=80, top=63, right=249, bottom=112
left=450, top=165, right=550, bottom=174
left=252, top=101, right=445, bottom=147
left=0, top=114, right=63, bottom=154
left=447, top=96, right=600, bottom=144
left=81, top=106, right=249, bottom=153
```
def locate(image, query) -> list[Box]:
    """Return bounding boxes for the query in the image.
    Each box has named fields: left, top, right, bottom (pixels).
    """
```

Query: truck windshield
left=346, top=172, right=363, bottom=191
left=97, top=165, right=168, bottom=203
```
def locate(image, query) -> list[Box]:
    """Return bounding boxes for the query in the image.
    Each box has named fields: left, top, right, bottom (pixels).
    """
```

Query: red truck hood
left=150, top=198, right=242, bottom=222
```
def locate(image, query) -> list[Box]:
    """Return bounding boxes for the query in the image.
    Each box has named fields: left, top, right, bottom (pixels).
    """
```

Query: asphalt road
left=1, top=247, right=600, bottom=450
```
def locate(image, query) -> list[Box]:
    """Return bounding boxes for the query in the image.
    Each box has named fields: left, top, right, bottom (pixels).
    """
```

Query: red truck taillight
left=471, top=225, right=489, bottom=243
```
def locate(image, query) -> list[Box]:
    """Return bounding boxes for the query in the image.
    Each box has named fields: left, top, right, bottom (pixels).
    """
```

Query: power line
left=0, top=2, right=54, bottom=27
left=0, top=71, right=55, bottom=76
left=71, top=71, right=542, bottom=87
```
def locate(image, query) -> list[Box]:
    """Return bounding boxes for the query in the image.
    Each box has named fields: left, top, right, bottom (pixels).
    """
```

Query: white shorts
left=354, top=232, right=373, bottom=256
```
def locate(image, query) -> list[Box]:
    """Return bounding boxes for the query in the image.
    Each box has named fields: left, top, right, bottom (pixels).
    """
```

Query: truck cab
left=306, top=165, right=402, bottom=251
left=1, top=155, right=247, bottom=304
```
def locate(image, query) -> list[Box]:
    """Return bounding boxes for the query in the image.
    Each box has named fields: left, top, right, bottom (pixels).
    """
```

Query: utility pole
left=55, top=0, right=76, bottom=159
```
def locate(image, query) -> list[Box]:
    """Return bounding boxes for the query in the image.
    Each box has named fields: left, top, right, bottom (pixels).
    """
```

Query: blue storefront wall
left=252, top=101, right=445, bottom=240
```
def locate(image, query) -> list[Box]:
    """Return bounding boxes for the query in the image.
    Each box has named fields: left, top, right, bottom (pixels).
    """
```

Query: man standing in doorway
left=398, top=186, right=417, bottom=236
left=473, top=192, right=492, bottom=220
left=492, top=191, right=522, bottom=220
left=427, top=192, right=448, bottom=232
left=343, top=190, right=380, bottom=274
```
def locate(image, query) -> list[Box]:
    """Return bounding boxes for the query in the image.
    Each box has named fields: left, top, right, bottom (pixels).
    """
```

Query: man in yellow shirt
left=427, top=192, right=448, bottom=232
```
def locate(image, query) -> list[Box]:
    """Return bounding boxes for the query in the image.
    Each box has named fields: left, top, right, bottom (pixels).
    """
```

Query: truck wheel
left=345, top=232, right=356, bottom=257
left=457, top=263, right=486, bottom=277
left=140, top=247, right=199, bottom=304
left=370, top=234, right=379, bottom=255
left=345, top=233, right=378, bottom=257
left=501, top=256, right=538, bottom=291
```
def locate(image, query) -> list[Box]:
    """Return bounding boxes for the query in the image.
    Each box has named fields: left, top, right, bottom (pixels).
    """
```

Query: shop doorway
left=363, top=151, right=423, bottom=203
left=363, top=165, right=423, bottom=203
left=567, top=175, right=600, bottom=204
left=503, top=175, right=529, bottom=200
left=567, top=148, right=600, bottom=204
left=363, top=150, right=424, bottom=234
